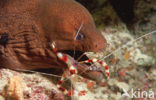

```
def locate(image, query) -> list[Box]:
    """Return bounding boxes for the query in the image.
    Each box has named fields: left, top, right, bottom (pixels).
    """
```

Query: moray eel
left=0, top=0, right=107, bottom=81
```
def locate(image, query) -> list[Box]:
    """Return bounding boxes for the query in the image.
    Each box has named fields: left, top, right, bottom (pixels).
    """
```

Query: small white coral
left=130, top=49, right=155, bottom=66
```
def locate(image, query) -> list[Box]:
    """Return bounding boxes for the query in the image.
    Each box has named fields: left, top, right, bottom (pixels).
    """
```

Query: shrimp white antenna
left=102, top=30, right=156, bottom=60
left=15, top=68, right=61, bottom=77
left=74, top=22, right=84, bottom=40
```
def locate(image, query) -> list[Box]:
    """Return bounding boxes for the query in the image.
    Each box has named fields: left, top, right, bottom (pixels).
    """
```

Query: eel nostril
left=95, top=44, right=98, bottom=47
left=94, top=43, right=98, bottom=48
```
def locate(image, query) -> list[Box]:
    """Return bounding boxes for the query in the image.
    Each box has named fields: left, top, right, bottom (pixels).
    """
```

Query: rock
left=108, top=79, right=129, bottom=92
left=109, top=92, right=121, bottom=100
left=108, top=79, right=118, bottom=87
left=116, top=82, right=129, bottom=91
left=151, top=68, right=156, bottom=76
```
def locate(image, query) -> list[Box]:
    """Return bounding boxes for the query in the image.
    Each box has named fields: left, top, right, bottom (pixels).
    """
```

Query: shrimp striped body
left=52, top=42, right=109, bottom=96
left=52, top=42, right=82, bottom=96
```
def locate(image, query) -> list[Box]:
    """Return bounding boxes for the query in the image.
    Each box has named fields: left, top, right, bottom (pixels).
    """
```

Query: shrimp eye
left=76, top=32, right=84, bottom=40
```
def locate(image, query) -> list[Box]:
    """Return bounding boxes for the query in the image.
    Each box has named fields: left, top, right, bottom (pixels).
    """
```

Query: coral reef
left=0, top=0, right=156, bottom=100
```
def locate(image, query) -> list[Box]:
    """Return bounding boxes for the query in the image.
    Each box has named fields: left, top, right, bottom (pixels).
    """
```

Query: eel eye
left=76, top=32, right=84, bottom=40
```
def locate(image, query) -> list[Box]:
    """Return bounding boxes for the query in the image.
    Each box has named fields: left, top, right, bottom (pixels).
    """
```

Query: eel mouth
left=60, top=50, right=104, bottom=81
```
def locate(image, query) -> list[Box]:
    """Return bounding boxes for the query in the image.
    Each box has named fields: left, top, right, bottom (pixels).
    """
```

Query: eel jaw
left=61, top=50, right=104, bottom=81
